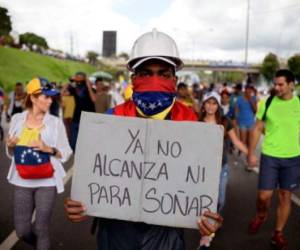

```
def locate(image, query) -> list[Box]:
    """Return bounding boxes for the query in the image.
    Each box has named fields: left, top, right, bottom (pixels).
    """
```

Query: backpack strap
left=262, top=95, right=300, bottom=122
left=261, top=95, right=275, bottom=121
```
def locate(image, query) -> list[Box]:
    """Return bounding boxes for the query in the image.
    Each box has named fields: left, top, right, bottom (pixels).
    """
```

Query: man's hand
left=64, top=198, right=87, bottom=223
left=197, top=211, right=223, bottom=236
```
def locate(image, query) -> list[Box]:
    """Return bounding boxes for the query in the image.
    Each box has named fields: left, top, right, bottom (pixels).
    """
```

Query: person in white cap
left=198, top=91, right=248, bottom=248
left=64, top=29, right=223, bottom=250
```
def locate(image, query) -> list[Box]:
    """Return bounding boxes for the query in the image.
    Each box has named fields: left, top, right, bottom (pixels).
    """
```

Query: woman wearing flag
left=6, top=78, right=72, bottom=250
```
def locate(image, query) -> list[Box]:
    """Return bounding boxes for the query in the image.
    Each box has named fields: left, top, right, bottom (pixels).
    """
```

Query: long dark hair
left=24, top=93, right=41, bottom=109
left=199, top=98, right=228, bottom=136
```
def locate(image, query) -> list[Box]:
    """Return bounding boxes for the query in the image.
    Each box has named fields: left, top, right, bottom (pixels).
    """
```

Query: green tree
left=0, top=7, right=12, bottom=36
left=118, top=52, right=129, bottom=61
left=260, top=53, right=279, bottom=84
left=86, top=51, right=99, bottom=65
left=0, top=34, right=14, bottom=46
left=19, top=32, right=48, bottom=50
left=288, top=54, right=300, bottom=82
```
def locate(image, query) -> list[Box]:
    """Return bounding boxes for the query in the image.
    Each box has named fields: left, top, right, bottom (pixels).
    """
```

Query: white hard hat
left=127, top=28, right=183, bottom=72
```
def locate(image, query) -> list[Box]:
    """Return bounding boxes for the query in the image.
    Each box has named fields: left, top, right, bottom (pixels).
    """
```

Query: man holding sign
left=65, top=29, right=223, bottom=250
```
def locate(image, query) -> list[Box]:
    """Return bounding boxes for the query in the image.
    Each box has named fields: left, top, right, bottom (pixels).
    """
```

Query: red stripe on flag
left=132, top=76, right=176, bottom=93
left=16, top=162, right=54, bottom=179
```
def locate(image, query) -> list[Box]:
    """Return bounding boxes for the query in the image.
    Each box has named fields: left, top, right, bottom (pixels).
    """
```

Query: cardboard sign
left=71, top=112, right=223, bottom=229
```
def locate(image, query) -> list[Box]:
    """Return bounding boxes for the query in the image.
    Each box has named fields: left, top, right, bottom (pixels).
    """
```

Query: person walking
left=6, top=77, right=72, bottom=250
left=247, top=69, right=300, bottom=250
left=94, top=77, right=112, bottom=114
left=220, top=89, right=231, bottom=117
left=6, top=82, right=26, bottom=122
left=235, top=83, right=257, bottom=149
left=198, top=91, right=248, bottom=248
left=61, top=83, right=75, bottom=141
left=64, top=29, right=223, bottom=250
left=68, top=72, right=96, bottom=150
left=176, top=82, right=200, bottom=114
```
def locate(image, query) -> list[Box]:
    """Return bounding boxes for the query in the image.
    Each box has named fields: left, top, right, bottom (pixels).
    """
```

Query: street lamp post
left=244, top=0, right=250, bottom=74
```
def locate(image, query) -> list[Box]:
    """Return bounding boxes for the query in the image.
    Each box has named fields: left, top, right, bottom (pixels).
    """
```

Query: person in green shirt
left=247, top=69, right=300, bottom=250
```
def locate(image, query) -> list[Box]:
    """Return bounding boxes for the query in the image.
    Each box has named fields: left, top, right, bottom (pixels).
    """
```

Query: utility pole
left=244, top=0, right=250, bottom=74
left=70, top=33, right=74, bottom=55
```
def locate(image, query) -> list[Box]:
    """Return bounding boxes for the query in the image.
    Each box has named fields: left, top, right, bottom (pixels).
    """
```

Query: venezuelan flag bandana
left=132, top=76, right=176, bottom=119
left=132, top=76, right=176, bottom=93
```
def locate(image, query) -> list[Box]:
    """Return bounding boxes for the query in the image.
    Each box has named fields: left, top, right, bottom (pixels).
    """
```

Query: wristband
left=51, top=147, right=58, bottom=156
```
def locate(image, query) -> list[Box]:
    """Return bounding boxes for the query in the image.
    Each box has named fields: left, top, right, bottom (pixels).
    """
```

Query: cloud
left=148, top=0, right=300, bottom=62
left=2, top=0, right=140, bottom=56
left=2, top=0, right=300, bottom=62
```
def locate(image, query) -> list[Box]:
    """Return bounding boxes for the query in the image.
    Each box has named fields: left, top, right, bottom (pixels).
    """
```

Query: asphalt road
left=0, top=119, right=300, bottom=250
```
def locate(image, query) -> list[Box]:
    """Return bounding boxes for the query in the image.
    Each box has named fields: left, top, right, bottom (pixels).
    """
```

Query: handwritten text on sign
left=71, top=112, right=223, bottom=229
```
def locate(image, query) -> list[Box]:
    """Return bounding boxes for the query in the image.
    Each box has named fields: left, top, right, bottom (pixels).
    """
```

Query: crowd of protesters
left=0, top=67, right=297, bottom=250
left=0, top=75, right=125, bottom=145
left=174, top=70, right=300, bottom=250
left=2, top=30, right=299, bottom=250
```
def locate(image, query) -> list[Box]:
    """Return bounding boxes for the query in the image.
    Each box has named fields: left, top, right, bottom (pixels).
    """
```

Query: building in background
left=102, top=31, right=117, bottom=58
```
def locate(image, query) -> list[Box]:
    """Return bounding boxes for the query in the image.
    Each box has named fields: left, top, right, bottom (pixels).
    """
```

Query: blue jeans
left=70, top=122, right=79, bottom=151
left=218, top=163, right=229, bottom=213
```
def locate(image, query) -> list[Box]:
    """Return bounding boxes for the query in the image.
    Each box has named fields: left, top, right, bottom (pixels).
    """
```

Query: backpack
left=262, top=95, right=300, bottom=121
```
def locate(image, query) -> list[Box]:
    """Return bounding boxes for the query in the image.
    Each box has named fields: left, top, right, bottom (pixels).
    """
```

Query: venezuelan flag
left=14, top=145, right=54, bottom=179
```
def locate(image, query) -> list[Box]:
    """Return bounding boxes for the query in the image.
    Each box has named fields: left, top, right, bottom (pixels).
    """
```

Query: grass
left=0, top=46, right=97, bottom=91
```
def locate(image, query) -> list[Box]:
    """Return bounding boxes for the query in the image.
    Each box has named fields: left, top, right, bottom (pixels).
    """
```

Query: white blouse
left=6, top=111, right=73, bottom=193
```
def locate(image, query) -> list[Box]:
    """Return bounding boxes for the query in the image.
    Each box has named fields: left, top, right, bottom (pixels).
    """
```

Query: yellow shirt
left=17, top=127, right=42, bottom=146
left=62, top=96, right=75, bottom=119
